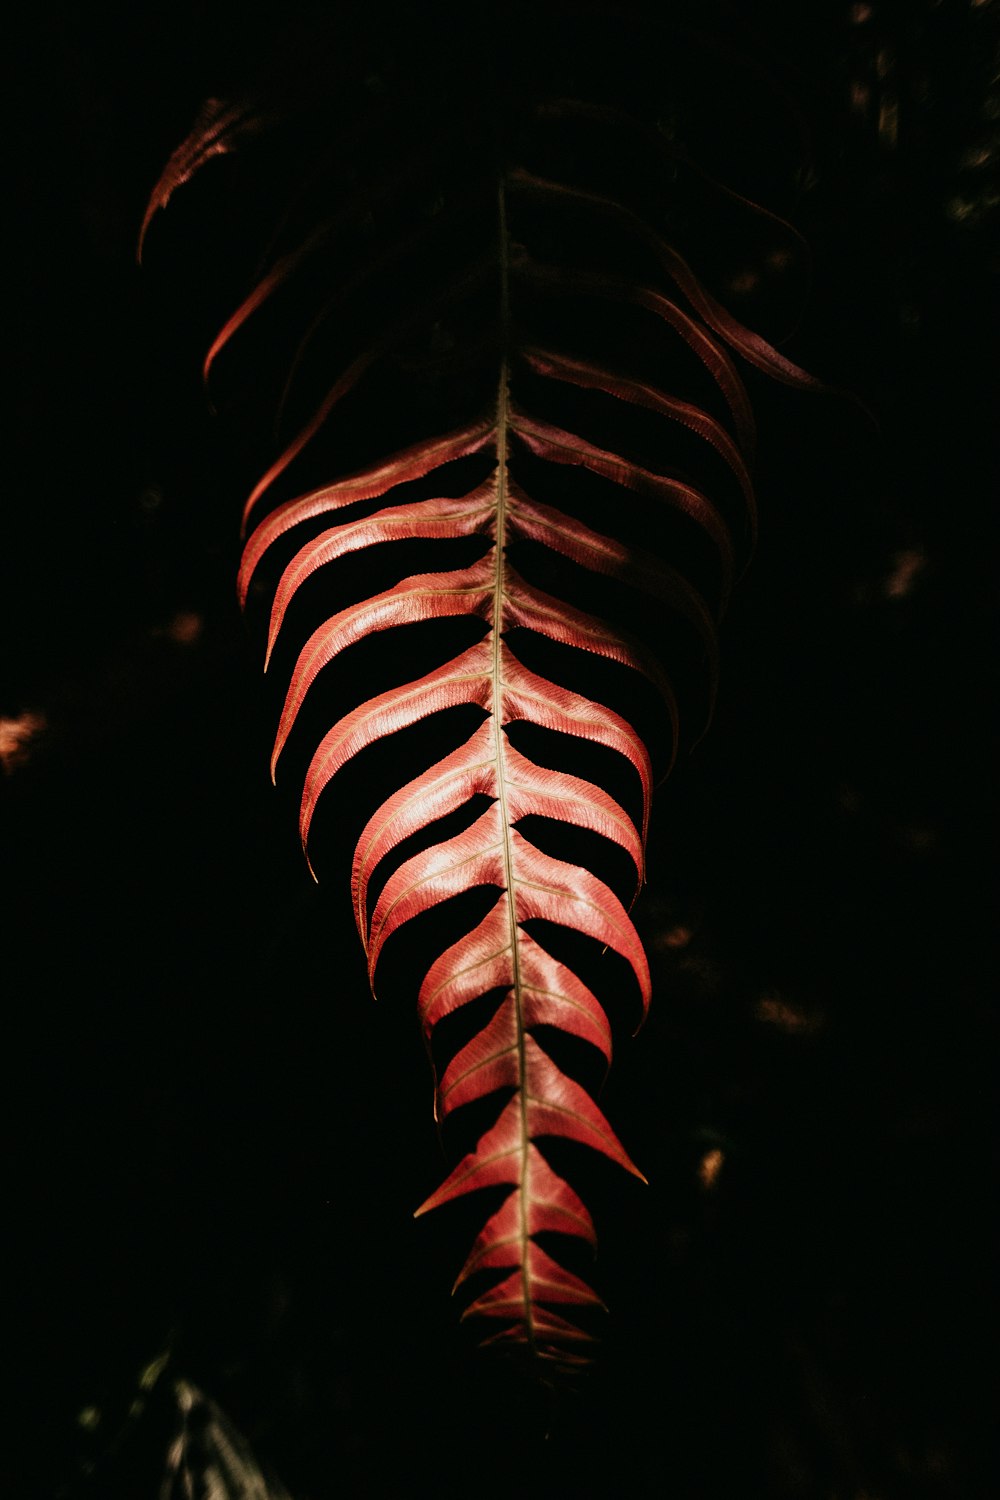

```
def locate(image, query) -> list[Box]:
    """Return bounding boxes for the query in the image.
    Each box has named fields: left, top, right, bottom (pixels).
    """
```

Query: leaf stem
left=491, top=174, right=535, bottom=1355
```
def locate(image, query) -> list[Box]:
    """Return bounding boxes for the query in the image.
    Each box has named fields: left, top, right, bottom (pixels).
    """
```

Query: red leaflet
left=238, top=424, right=493, bottom=605
left=418, top=897, right=613, bottom=1059
left=138, top=98, right=260, bottom=264
left=264, top=486, right=497, bottom=664
left=510, top=406, right=736, bottom=588
left=366, top=810, right=650, bottom=1006
left=516, top=258, right=759, bottom=457
left=352, top=722, right=642, bottom=946
left=509, top=167, right=828, bottom=394
left=415, top=1038, right=645, bottom=1213
left=271, top=559, right=496, bottom=772
left=519, top=346, right=756, bottom=521
left=458, top=1183, right=597, bottom=1283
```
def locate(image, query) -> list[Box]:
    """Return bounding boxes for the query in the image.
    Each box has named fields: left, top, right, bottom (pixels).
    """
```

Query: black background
left=5, top=2, right=995, bottom=1496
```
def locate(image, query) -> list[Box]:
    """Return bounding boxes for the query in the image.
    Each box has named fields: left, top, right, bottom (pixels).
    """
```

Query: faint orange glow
left=878, top=95, right=899, bottom=149
left=850, top=82, right=871, bottom=115
left=698, top=1148, right=724, bottom=1189
left=766, top=248, right=793, bottom=271
left=727, top=270, right=759, bottom=295
left=884, top=548, right=925, bottom=598
left=756, top=995, right=822, bottom=1035
left=850, top=2, right=872, bottom=21
left=962, top=145, right=993, bottom=169
left=659, top=924, right=692, bottom=950
left=946, top=195, right=976, bottom=222
left=0, top=711, right=46, bottom=772
left=156, top=610, right=204, bottom=645
left=900, top=825, right=936, bottom=853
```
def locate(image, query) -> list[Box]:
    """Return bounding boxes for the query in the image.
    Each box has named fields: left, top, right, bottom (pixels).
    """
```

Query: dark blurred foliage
left=3, top=2, right=996, bottom=1496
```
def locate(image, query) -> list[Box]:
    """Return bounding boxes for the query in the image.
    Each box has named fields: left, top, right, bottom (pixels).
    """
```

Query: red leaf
left=159, top=82, right=828, bottom=1361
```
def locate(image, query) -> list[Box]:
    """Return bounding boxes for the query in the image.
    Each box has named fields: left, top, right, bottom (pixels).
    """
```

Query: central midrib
left=490, top=174, right=535, bottom=1351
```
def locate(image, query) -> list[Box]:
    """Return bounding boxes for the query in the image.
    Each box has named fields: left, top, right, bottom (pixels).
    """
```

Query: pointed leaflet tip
left=263, top=485, right=495, bottom=670
left=138, top=98, right=256, bottom=265
left=236, top=421, right=492, bottom=606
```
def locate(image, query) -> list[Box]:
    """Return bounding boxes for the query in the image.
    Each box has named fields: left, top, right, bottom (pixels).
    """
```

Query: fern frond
left=148, top=21, right=823, bottom=1369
